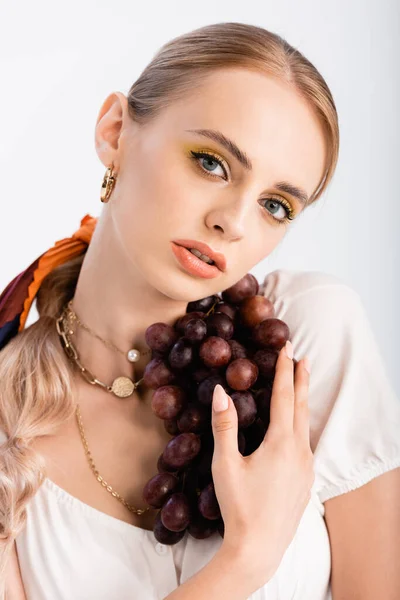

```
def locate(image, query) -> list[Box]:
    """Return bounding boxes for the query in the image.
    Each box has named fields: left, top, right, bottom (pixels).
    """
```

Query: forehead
left=156, top=67, right=327, bottom=201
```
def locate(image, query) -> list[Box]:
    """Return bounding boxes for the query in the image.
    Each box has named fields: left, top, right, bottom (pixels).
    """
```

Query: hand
left=211, top=342, right=314, bottom=589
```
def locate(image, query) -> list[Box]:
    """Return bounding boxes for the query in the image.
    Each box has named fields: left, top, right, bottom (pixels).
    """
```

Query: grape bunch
left=141, top=273, right=293, bottom=545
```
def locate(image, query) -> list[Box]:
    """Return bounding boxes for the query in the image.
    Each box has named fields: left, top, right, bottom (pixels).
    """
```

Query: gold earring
left=100, top=162, right=117, bottom=203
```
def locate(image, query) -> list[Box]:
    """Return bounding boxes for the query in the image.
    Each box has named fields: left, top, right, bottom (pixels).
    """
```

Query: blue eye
left=190, top=151, right=229, bottom=179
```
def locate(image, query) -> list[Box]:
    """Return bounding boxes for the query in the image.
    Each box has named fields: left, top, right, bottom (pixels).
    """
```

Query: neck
left=69, top=214, right=188, bottom=401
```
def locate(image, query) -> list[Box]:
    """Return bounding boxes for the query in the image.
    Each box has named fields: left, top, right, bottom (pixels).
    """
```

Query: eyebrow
left=185, top=128, right=310, bottom=206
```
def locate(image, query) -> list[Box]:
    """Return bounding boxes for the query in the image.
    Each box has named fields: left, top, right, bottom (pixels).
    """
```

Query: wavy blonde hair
left=0, top=21, right=339, bottom=590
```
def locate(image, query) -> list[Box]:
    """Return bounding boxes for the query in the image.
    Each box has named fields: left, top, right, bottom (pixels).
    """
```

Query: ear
left=94, top=91, right=130, bottom=170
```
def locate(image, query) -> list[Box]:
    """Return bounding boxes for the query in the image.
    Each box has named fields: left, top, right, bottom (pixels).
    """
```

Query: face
left=95, top=67, right=327, bottom=302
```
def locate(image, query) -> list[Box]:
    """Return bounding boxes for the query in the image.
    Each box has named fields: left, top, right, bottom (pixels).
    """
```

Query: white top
left=3, top=268, right=400, bottom=600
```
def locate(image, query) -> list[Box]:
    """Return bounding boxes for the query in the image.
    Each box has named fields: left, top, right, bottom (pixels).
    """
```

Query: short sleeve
left=261, top=268, right=400, bottom=505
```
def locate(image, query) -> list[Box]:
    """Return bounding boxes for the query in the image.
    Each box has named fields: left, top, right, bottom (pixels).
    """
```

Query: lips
left=172, top=239, right=227, bottom=272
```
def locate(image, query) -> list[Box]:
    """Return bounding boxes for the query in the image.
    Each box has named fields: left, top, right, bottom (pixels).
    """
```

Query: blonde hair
left=0, top=21, right=339, bottom=588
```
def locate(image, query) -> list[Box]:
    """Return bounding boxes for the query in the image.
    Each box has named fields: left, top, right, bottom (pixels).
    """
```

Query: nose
left=204, top=194, right=251, bottom=242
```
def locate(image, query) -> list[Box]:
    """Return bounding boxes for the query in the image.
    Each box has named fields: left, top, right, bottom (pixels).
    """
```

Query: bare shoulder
left=5, top=541, right=26, bottom=600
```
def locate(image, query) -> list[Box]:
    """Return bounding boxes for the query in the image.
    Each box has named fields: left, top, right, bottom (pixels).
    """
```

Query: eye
left=259, top=197, right=295, bottom=226
left=190, top=150, right=229, bottom=179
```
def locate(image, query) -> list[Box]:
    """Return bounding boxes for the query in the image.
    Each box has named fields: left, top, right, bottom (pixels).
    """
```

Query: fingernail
left=303, top=356, right=311, bottom=374
left=285, top=340, right=293, bottom=360
left=213, top=384, right=229, bottom=412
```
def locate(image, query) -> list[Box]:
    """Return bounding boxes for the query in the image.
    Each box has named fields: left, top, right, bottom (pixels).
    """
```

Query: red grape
left=197, top=374, right=226, bottom=406
left=142, top=472, right=179, bottom=508
left=226, top=358, right=259, bottom=391
left=198, top=481, right=221, bottom=520
left=205, top=313, right=234, bottom=340
left=199, top=336, right=232, bottom=368
left=175, top=311, right=206, bottom=334
left=177, top=402, right=209, bottom=433
left=151, top=385, right=186, bottom=420
left=253, top=348, right=279, bottom=379
left=153, top=510, right=186, bottom=544
left=230, top=390, right=258, bottom=428
left=252, top=318, right=290, bottom=350
left=143, top=357, right=176, bottom=389
left=238, top=295, right=275, bottom=328
left=184, top=318, right=207, bottom=344
left=161, top=492, right=191, bottom=532
left=162, top=433, right=202, bottom=469
left=221, top=273, right=258, bottom=304
left=186, top=295, right=220, bottom=314
left=145, top=322, right=178, bottom=353
left=227, top=339, right=248, bottom=360
left=214, top=302, right=237, bottom=321
left=168, top=338, right=194, bottom=370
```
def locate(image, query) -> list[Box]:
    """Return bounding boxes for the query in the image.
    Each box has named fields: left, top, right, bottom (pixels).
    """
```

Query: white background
left=0, top=1, right=398, bottom=394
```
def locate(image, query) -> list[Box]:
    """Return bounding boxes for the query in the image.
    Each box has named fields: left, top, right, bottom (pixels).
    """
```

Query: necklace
left=56, top=302, right=150, bottom=398
left=65, top=300, right=151, bottom=364
left=75, top=403, right=153, bottom=515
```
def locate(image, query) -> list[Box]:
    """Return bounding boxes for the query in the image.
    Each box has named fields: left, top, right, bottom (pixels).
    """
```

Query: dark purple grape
left=253, top=349, right=279, bottom=379
left=145, top=322, right=178, bottom=354
left=168, top=338, right=194, bottom=370
left=205, top=313, right=234, bottom=340
left=164, top=418, right=180, bottom=436
left=221, top=274, right=258, bottom=304
left=187, top=510, right=219, bottom=539
left=238, top=295, right=275, bottom=328
left=226, top=358, right=259, bottom=391
left=175, top=312, right=206, bottom=334
left=247, top=273, right=260, bottom=295
left=199, top=336, right=232, bottom=368
left=151, top=385, right=186, bottom=420
left=184, top=319, right=207, bottom=344
left=197, top=373, right=226, bottom=406
left=252, top=318, right=290, bottom=350
left=255, top=386, right=272, bottom=428
left=198, top=481, right=221, bottom=520
left=177, top=402, right=209, bottom=433
left=142, top=472, right=179, bottom=508
left=143, top=357, right=176, bottom=389
left=214, top=302, right=237, bottom=321
left=157, top=453, right=180, bottom=474
left=186, top=295, right=220, bottom=314
left=227, top=339, right=248, bottom=360
left=153, top=510, right=186, bottom=544
left=243, top=418, right=267, bottom=455
left=230, top=390, right=257, bottom=428
left=192, top=365, right=217, bottom=384
left=196, top=447, right=213, bottom=479
left=162, top=433, right=202, bottom=469
left=161, top=492, right=191, bottom=532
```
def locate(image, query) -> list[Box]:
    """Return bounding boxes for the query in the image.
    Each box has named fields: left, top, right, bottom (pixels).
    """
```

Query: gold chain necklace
left=55, top=300, right=155, bottom=516
left=56, top=303, right=150, bottom=398
left=75, top=403, right=153, bottom=515
left=65, top=300, right=152, bottom=363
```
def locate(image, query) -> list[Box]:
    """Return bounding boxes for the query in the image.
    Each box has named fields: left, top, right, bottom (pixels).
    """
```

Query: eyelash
left=190, top=150, right=295, bottom=226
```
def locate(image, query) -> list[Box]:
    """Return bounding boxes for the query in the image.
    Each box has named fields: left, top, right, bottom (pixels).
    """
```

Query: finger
left=268, top=340, right=295, bottom=436
left=293, top=357, right=312, bottom=448
left=211, top=384, right=239, bottom=464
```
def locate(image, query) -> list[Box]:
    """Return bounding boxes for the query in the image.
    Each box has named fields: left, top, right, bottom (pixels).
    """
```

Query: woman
left=1, top=21, right=399, bottom=600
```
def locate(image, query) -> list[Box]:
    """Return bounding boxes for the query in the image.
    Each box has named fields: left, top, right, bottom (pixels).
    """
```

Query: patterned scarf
left=0, top=214, right=98, bottom=351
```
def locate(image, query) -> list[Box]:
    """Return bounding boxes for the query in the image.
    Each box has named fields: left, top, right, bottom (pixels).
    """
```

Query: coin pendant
left=111, top=377, right=135, bottom=398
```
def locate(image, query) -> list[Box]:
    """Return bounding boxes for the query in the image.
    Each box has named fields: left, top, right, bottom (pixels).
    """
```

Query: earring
left=100, top=162, right=117, bottom=203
